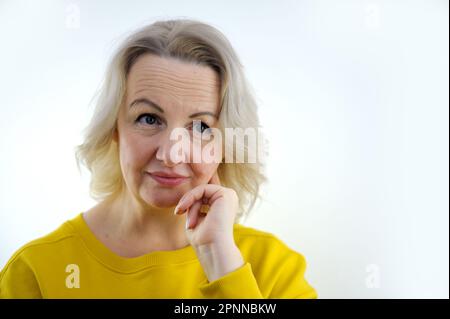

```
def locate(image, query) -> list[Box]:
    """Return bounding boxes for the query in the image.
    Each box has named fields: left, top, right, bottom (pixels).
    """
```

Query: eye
left=136, top=113, right=161, bottom=126
left=192, top=121, right=211, bottom=134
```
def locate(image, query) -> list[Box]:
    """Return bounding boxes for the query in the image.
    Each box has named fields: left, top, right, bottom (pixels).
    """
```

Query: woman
left=0, top=19, right=317, bottom=298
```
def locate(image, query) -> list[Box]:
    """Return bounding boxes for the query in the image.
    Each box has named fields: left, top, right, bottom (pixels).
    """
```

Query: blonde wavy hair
left=75, top=18, right=267, bottom=222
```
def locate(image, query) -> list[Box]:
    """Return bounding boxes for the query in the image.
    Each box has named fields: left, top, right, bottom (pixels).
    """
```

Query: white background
left=0, top=0, right=448, bottom=298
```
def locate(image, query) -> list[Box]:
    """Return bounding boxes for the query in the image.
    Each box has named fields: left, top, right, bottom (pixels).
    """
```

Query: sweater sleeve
left=198, top=245, right=317, bottom=299
left=198, top=262, right=263, bottom=298
left=0, top=252, right=42, bottom=299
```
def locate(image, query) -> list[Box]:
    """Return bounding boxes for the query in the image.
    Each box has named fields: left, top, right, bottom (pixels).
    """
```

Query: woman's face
left=115, top=53, right=222, bottom=209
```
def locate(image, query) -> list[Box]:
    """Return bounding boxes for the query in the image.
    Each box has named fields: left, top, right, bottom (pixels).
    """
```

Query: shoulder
left=232, top=223, right=307, bottom=264
left=1, top=215, right=79, bottom=277
left=231, top=223, right=317, bottom=298
left=233, top=223, right=292, bottom=248
left=0, top=214, right=81, bottom=298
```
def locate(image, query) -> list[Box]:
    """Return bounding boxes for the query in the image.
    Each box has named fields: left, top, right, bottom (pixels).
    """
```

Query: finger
left=186, top=200, right=202, bottom=229
left=176, top=184, right=222, bottom=212
left=174, top=191, right=209, bottom=215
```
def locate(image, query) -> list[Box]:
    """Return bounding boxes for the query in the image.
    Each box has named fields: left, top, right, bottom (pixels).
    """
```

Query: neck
left=104, top=190, right=189, bottom=252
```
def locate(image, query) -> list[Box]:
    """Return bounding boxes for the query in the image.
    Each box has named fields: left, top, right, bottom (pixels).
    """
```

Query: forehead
left=126, top=54, right=221, bottom=113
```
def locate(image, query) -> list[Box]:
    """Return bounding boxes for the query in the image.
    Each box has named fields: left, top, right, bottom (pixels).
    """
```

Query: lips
left=149, top=171, right=188, bottom=178
left=147, top=171, right=189, bottom=187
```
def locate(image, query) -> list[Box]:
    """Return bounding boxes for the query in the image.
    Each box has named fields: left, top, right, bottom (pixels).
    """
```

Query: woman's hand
left=174, top=172, right=245, bottom=281
left=174, top=171, right=238, bottom=246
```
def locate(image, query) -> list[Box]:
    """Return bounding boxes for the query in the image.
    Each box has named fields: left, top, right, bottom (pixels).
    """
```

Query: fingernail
left=178, top=197, right=186, bottom=208
left=173, top=205, right=179, bottom=215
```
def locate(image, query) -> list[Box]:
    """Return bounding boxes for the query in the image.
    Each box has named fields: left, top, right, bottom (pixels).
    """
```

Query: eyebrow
left=129, top=98, right=218, bottom=119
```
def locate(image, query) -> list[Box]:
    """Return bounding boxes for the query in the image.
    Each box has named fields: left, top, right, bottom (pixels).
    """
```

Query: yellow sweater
left=0, top=213, right=317, bottom=299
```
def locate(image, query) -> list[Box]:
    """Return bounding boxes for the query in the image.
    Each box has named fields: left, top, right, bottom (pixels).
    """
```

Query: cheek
left=190, top=163, right=220, bottom=183
left=119, top=132, right=157, bottom=170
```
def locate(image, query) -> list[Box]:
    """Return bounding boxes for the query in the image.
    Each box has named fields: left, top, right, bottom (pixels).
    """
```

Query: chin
left=140, top=188, right=182, bottom=208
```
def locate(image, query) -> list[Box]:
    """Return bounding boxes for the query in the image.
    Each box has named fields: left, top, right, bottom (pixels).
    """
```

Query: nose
left=155, top=128, right=190, bottom=167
